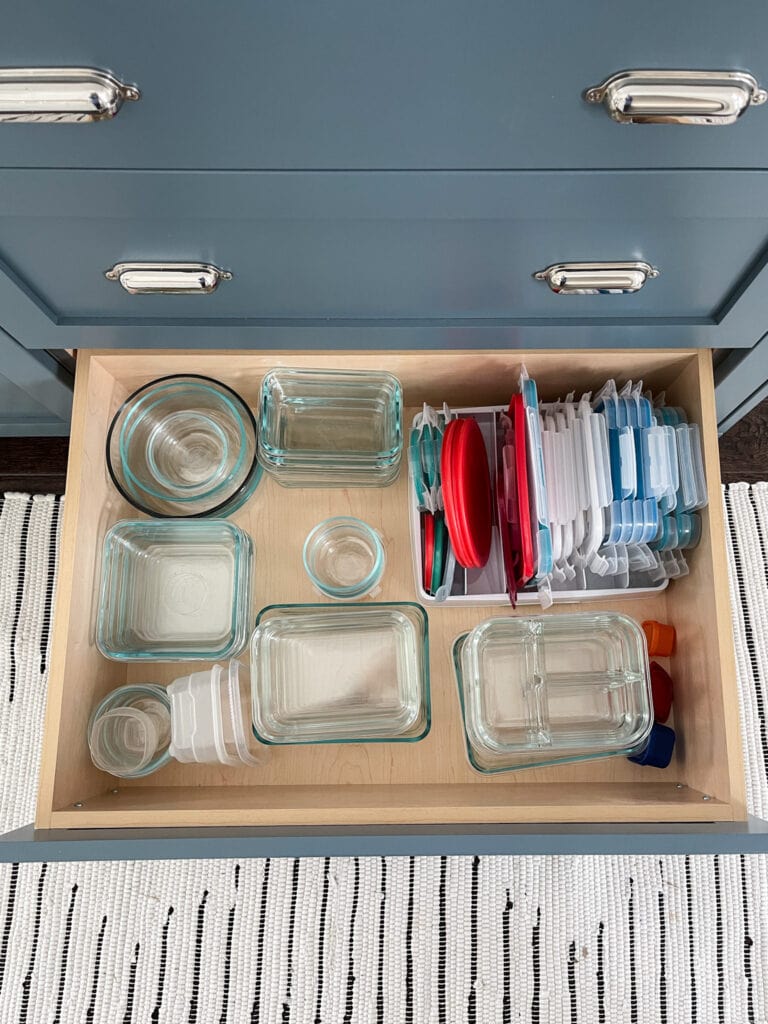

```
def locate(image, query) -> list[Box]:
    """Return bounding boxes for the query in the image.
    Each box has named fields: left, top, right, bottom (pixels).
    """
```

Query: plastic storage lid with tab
left=441, top=417, right=492, bottom=570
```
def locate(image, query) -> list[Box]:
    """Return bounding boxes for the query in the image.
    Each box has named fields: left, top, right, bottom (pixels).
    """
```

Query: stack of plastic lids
left=408, top=404, right=454, bottom=599
left=540, top=377, right=707, bottom=594
left=407, top=368, right=709, bottom=607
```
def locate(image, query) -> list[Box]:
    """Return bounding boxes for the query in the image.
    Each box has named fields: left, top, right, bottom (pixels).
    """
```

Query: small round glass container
left=302, top=517, right=385, bottom=600
left=88, top=684, right=171, bottom=778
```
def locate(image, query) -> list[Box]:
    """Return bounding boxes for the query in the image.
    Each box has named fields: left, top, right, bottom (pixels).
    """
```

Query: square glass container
left=454, top=612, right=653, bottom=773
left=250, top=602, right=430, bottom=743
left=97, top=520, right=253, bottom=661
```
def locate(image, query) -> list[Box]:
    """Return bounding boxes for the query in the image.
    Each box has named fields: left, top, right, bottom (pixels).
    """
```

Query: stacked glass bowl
left=453, top=612, right=653, bottom=773
left=107, top=374, right=261, bottom=517
left=258, top=368, right=403, bottom=487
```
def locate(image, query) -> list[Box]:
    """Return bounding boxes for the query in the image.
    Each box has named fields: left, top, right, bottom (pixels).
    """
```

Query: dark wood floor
left=1, top=400, right=767, bottom=493
left=1, top=436, right=70, bottom=494
left=718, top=398, right=768, bottom=484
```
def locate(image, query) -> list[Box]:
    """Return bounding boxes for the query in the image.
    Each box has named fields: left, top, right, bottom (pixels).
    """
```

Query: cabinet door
left=0, top=331, right=71, bottom=434
left=2, top=1, right=768, bottom=171
left=1, top=169, right=768, bottom=351
left=716, top=334, right=768, bottom=432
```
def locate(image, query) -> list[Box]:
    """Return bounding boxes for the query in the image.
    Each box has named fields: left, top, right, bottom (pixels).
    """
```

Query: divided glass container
left=97, top=520, right=253, bottom=661
left=454, top=612, right=653, bottom=773
left=250, top=603, right=430, bottom=743
left=258, top=367, right=403, bottom=486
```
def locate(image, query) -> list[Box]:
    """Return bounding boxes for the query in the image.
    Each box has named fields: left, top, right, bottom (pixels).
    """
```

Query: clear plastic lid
left=676, top=423, right=708, bottom=511
left=520, top=368, right=552, bottom=580
left=89, top=706, right=163, bottom=777
left=220, top=660, right=267, bottom=766
left=88, top=684, right=172, bottom=779
left=610, top=427, right=637, bottom=500
left=168, top=667, right=223, bottom=763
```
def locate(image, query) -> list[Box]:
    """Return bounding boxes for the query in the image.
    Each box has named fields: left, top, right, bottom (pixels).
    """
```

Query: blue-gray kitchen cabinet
left=2, top=169, right=768, bottom=352
left=2, top=1, right=768, bottom=172
left=0, top=330, right=71, bottom=434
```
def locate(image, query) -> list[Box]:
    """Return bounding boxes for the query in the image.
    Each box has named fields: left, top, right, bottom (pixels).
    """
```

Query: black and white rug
left=0, top=488, right=766, bottom=1023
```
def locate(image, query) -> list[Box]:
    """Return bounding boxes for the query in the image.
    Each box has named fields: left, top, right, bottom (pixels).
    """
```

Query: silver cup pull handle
left=585, top=69, right=767, bottom=126
left=533, top=261, right=659, bottom=295
left=0, top=67, right=140, bottom=123
left=105, top=262, right=233, bottom=295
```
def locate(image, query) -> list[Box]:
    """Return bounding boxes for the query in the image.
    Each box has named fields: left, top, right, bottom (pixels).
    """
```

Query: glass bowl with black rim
left=106, top=374, right=261, bottom=518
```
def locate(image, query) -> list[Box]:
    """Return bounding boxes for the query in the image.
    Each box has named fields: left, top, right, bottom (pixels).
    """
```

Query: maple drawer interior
left=37, top=349, right=744, bottom=830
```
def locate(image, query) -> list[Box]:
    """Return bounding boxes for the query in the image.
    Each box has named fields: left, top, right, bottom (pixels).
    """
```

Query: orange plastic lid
left=642, top=620, right=676, bottom=658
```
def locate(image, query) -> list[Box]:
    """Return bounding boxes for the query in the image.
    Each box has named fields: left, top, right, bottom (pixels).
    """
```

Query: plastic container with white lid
left=168, top=660, right=267, bottom=766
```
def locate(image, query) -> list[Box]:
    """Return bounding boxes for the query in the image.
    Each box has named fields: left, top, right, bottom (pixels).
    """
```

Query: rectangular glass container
left=454, top=612, right=653, bottom=773
left=250, top=602, right=430, bottom=743
left=258, top=367, right=403, bottom=486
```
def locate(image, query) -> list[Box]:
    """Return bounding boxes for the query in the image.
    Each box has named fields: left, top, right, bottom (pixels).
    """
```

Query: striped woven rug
left=0, top=487, right=766, bottom=1023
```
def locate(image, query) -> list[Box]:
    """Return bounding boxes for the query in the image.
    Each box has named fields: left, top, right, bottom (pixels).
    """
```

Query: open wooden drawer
left=35, top=348, right=746, bottom=836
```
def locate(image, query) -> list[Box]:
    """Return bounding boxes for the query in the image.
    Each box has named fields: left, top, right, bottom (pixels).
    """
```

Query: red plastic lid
left=496, top=464, right=517, bottom=607
left=422, top=512, right=435, bottom=592
left=442, top=417, right=492, bottom=569
left=509, top=395, right=534, bottom=585
left=649, top=661, right=674, bottom=723
left=441, top=420, right=471, bottom=567
left=440, top=420, right=464, bottom=562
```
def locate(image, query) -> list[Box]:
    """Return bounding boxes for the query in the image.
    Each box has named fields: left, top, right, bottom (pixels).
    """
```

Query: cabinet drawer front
left=2, top=170, right=768, bottom=350
left=2, top=2, right=768, bottom=171
left=33, top=347, right=747, bottom=844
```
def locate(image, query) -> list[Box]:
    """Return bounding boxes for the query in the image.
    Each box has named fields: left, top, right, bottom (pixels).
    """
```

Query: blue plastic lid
left=628, top=722, right=676, bottom=768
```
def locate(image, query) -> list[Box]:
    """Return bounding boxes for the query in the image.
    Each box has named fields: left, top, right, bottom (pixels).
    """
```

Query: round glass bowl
left=88, top=684, right=172, bottom=778
left=106, top=374, right=261, bottom=517
left=303, top=517, right=385, bottom=599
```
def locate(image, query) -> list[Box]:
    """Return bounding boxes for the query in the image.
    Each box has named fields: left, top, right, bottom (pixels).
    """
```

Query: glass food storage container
left=250, top=602, right=429, bottom=743
left=97, top=519, right=253, bottom=661
left=453, top=612, right=653, bottom=773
